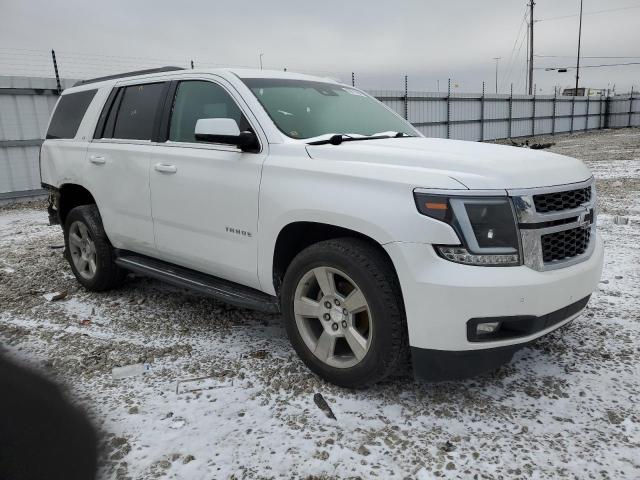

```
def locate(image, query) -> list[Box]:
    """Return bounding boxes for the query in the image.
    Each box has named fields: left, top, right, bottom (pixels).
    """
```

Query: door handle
left=154, top=163, right=177, bottom=174
left=89, top=155, right=106, bottom=165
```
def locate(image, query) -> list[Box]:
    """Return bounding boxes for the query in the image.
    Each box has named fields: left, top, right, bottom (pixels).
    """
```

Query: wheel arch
left=270, top=221, right=401, bottom=297
left=57, top=183, right=97, bottom=226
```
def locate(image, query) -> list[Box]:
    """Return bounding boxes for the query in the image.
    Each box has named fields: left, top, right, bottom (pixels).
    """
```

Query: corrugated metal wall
left=0, top=75, right=639, bottom=200
left=0, top=76, right=76, bottom=199
left=368, top=90, right=633, bottom=141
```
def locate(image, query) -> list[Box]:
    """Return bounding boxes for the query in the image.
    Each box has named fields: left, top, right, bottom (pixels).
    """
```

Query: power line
left=536, top=54, right=640, bottom=59
left=536, top=5, right=640, bottom=22
left=500, top=7, right=529, bottom=89
left=0, top=46, right=350, bottom=79
left=501, top=17, right=529, bottom=91
left=536, top=61, right=640, bottom=70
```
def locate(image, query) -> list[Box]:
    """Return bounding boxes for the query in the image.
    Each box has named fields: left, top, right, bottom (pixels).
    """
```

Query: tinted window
left=112, top=83, right=166, bottom=140
left=100, top=88, right=124, bottom=139
left=169, top=81, right=250, bottom=143
left=46, top=89, right=97, bottom=139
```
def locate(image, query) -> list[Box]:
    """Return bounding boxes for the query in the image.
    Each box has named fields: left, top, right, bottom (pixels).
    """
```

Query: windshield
left=241, top=78, right=417, bottom=140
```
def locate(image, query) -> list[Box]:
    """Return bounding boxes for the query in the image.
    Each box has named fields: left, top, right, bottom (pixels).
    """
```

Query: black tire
left=63, top=205, right=126, bottom=291
left=281, top=237, right=408, bottom=388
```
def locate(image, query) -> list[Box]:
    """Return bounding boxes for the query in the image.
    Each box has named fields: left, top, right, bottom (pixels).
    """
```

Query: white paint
left=40, top=68, right=603, bottom=358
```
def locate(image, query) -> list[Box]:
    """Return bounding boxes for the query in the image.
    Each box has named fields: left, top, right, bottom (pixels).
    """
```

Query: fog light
left=476, top=321, right=500, bottom=335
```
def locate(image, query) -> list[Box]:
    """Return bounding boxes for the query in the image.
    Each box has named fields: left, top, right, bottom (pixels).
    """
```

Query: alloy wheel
left=293, top=266, right=373, bottom=368
left=68, top=220, right=98, bottom=280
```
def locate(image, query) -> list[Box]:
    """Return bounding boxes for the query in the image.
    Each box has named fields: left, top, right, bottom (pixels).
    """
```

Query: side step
left=114, top=251, right=280, bottom=314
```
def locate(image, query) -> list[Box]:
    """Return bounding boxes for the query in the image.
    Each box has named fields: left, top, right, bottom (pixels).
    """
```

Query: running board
left=114, top=251, right=280, bottom=313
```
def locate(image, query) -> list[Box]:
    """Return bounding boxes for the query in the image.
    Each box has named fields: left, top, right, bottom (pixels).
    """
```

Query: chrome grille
left=541, top=224, right=591, bottom=263
left=533, top=187, right=592, bottom=213
left=509, top=178, right=596, bottom=271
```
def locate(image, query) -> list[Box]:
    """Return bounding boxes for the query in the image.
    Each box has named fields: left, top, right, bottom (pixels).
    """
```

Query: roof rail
left=73, top=66, right=185, bottom=87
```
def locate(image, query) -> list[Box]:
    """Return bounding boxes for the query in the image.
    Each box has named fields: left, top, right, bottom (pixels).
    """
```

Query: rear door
left=148, top=78, right=267, bottom=289
left=40, top=88, right=98, bottom=190
left=86, top=81, right=169, bottom=255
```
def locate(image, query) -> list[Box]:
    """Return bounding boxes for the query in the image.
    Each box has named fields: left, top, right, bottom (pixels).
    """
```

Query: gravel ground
left=1, top=128, right=639, bottom=479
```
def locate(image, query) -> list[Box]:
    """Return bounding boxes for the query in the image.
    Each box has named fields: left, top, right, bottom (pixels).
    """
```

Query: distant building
left=562, top=87, right=606, bottom=97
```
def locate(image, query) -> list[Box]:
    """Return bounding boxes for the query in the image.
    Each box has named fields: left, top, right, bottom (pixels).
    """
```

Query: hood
left=305, top=137, right=592, bottom=190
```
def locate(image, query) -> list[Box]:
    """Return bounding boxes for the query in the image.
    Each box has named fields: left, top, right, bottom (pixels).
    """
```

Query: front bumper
left=384, top=233, right=604, bottom=380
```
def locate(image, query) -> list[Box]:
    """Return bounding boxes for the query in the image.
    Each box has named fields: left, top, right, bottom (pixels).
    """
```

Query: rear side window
left=46, top=89, right=97, bottom=139
left=111, top=83, right=166, bottom=140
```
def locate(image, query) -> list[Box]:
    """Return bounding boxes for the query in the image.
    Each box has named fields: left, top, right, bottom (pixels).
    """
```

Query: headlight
left=414, top=193, right=521, bottom=266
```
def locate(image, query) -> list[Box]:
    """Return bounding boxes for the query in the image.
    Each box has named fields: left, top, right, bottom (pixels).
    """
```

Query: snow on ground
left=1, top=128, right=639, bottom=479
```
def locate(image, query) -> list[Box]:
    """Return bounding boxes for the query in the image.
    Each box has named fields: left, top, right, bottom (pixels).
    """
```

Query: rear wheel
left=281, top=238, right=408, bottom=388
left=64, top=205, right=125, bottom=291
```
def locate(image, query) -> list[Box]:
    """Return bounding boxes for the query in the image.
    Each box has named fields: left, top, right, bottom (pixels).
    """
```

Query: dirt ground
left=1, top=128, right=639, bottom=479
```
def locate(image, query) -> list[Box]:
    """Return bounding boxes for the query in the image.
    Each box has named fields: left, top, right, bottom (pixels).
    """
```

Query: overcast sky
left=1, top=0, right=638, bottom=93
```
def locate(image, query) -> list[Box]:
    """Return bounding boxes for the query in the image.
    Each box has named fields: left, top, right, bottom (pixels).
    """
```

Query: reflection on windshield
left=242, top=78, right=416, bottom=140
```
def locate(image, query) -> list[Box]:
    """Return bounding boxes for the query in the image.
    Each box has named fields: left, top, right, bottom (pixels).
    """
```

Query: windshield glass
left=241, top=78, right=416, bottom=140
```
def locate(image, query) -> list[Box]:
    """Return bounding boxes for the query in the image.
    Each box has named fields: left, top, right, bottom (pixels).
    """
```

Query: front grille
left=541, top=224, right=591, bottom=263
left=533, top=186, right=592, bottom=213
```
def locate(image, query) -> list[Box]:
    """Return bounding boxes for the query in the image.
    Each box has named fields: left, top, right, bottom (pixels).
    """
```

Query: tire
left=63, top=205, right=125, bottom=291
left=281, top=237, right=408, bottom=388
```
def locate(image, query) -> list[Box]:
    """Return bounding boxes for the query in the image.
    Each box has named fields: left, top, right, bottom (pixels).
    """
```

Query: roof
left=225, top=68, right=341, bottom=83
left=65, top=67, right=343, bottom=94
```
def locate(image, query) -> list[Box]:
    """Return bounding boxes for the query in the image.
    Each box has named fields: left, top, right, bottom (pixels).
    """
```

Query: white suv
left=40, top=67, right=604, bottom=387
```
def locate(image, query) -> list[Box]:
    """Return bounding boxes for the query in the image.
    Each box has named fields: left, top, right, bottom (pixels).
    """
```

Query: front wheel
left=281, top=238, right=408, bottom=388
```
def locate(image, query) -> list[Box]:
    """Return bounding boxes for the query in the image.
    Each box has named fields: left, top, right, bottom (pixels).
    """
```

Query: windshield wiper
left=307, top=132, right=412, bottom=146
left=372, top=131, right=414, bottom=138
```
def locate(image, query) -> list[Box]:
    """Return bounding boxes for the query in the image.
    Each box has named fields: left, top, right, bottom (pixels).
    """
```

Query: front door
left=149, top=79, right=266, bottom=289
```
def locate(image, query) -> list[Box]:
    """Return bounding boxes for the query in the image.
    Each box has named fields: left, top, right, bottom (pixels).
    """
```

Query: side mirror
left=194, top=118, right=259, bottom=152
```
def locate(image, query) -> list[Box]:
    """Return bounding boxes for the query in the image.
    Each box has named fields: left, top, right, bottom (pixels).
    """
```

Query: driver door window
left=169, top=81, right=251, bottom=143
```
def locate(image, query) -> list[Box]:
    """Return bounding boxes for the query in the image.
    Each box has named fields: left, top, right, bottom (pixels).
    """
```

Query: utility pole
left=525, top=22, right=529, bottom=93
left=575, top=0, right=583, bottom=94
left=528, top=1, right=535, bottom=95
left=493, top=57, right=501, bottom=93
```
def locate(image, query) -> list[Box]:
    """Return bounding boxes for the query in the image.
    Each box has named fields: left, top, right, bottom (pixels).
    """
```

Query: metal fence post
left=570, top=94, right=575, bottom=133
left=629, top=86, right=634, bottom=127
left=446, top=78, right=451, bottom=139
left=532, top=84, right=536, bottom=137
left=599, top=92, right=603, bottom=129
left=604, top=94, right=611, bottom=129
left=551, top=89, right=557, bottom=135
left=586, top=93, right=590, bottom=130
left=480, top=82, right=485, bottom=141
left=508, top=83, right=513, bottom=139
left=51, top=49, right=62, bottom=95
left=404, top=75, right=408, bottom=121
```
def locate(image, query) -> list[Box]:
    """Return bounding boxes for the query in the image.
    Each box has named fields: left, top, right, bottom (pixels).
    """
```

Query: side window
left=46, top=89, right=97, bottom=139
left=111, top=83, right=166, bottom=140
left=101, top=88, right=124, bottom=139
left=169, top=81, right=251, bottom=143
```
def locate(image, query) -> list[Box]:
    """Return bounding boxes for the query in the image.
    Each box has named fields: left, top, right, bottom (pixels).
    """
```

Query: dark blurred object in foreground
left=0, top=354, right=97, bottom=480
